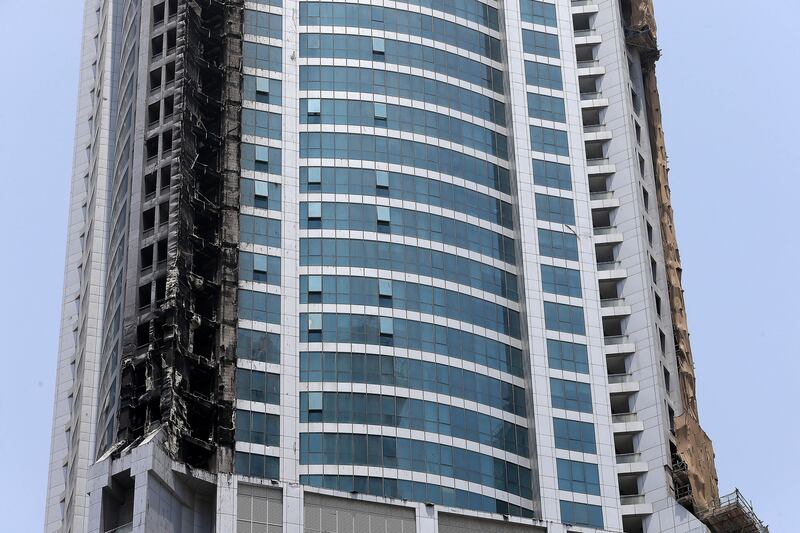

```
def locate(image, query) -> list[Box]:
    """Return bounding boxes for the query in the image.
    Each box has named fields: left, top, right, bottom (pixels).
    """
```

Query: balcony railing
left=608, top=373, right=632, bottom=384
left=597, top=261, right=622, bottom=271
left=593, top=225, right=619, bottom=235
left=620, top=495, right=646, bottom=505
left=612, top=413, right=638, bottom=423
left=616, top=453, right=642, bottom=464
left=580, top=91, right=603, bottom=101
left=582, top=123, right=607, bottom=133
left=604, top=335, right=629, bottom=345
left=601, top=298, right=626, bottom=308
left=586, top=157, right=610, bottom=166
left=105, top=524, right=133, bottom=533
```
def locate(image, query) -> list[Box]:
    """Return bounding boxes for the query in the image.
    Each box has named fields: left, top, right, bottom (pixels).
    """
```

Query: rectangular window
left=235, top=409, right=280, bottom=446
left=235, top=451, right=280, bottom=479
left=525, top=61, right=562, bottom=90
left=522, top=30, right=560, bottom=58
left=544, top=302, right=585, bottom=335
left=550, top=377, right=592, bottom=413
left=535, top=194, right=575, bottom=224
left=239, top=289, right=281, bottom=325
left=557, top=458, right=601, bottom=495
left=528, top=93, right=566, bottom=123
left=560, top=500, right=604, bottom=529
left=531, top=125, right=569, bottom=156
left=547, top=339, right=589, bottom=374
left=376, top=170, right=389, bottom=188
left=538, top=228, right=578, bottom=261
left=236, top=368, right=281, bottom=405
left=553, top=418, right=596, bottom=453
left=541, top=265, right=582, bottom=298
left=533, top=159, right=572, bottom=190
left=237, top=328, right=280, bottom=364
left=520, top=0, right=557, bottom=27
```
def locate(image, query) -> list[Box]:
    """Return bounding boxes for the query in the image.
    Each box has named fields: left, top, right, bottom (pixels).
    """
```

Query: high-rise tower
left=45, top=1, right=765, bottom=533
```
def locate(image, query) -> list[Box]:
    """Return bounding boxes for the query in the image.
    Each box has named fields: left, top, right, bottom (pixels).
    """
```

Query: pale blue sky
left=0, top=1, right=794, bottom=531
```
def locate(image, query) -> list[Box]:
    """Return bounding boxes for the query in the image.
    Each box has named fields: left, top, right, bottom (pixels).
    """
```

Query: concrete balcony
left=615, top=453, right=649, bottom=475
left=593, top=225, right=624, bottom=244
left=596, top=261, right=627, bottom=280
left=601, top=297, right=632, bottom=318
left=620, top=495, right=654, bottom=516
left=607, top=373, right=640, bottom=393
left=604, top=335, right=636, bottom=355
left=612, top=413, right=645, bottom=434
left=585, top=158, right=616, bottom=176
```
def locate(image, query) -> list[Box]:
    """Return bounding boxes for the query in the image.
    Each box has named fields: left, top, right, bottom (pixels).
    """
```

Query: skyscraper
left=45, top=1, right=765, bottom=533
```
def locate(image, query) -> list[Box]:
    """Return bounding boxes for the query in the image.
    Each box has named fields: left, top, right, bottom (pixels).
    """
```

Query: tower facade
left=46, top=1, right=736, bottom=533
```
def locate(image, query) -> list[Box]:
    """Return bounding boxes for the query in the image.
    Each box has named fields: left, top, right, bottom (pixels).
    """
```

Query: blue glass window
left=239, top=289, right=281, bottom=325
left=547, top=339, right=589, bottom=374
left=236, top=368, right=280, bottom=405
left=301, top=98, right=508, bottom=159
left=520, top=0, right=557, bottom=27
left=244, top=10, right=282, bottom=39
left=300, top=3, right=501, bottom=61
left=240, top=214, right=281, bottom=248
left=242, top=109, right=282, bottom=140
left=538, top=228, right=579, bottom=261
left=557, top=459, right=601, bottom=495
left=240, top=178, right=281, bottom=211
left=243, top=42, right=282, bottom=72
left=544, top=302, right=585, bottom=335
left=560, top=501, right=604, bottom=529
left=300, top=203, right=516, bottom=264
left=525, top=61, right=563, bottom=90
left=390, top=0, right=499, bottom=30
left=253, top=0, right=282, bottom=8
left=240, top=251, right=281, bottom=285
left=300, top=34, right=504, bottom=93
left=300, top=433, right=532, bottom=499
left=301, top=238, right=519, bottom=301
left=541, top=265, right=581, bottom=297
left=235, top=452, right=279, bottom=479
left=300, top=66, right=505, bottom=126
left=300, top=352, right=526, bottom=416
left=522, top=29, right=560, bottom=58
left=300, top=391, right=528, bottom=455
left=243, top=75, right=282, bottom=105
left=535, top=193, right=575, bottom=224
left=300, top=132, right=510, bottom=194
left=553, top=418, right=596, bottom=453
left=241, top=143, right=282, bottom=175
left=550, top=378, right=593, bottom=413
left=237, top=328, right=280, bottom=364
left=300, top=475, right=533, bottom=518
left=300, top=275, right=520, bottom=338
left=236, top=409, right=280, bottom=446
left=301, top=167, right=514, bottom=229
left=299, top=313, right=524, bottom=377
left=531, top=125, right=569, bottom=156
left=533, top=159, right=572, bottom=190
left=527, top=93, right=566, bottom=123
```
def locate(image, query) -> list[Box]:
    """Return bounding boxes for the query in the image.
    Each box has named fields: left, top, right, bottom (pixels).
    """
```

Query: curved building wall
left=230, top=0, right=621, bottom=528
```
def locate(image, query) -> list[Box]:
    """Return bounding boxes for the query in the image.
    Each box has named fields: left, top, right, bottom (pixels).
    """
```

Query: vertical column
left=281, top=1, right=302, bottom=531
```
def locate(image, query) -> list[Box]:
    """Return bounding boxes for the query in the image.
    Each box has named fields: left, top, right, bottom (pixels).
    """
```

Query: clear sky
left=0, top=1, right=794, bottom=531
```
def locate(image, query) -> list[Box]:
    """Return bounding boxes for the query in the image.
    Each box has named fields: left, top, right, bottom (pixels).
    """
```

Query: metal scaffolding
left=701, top=490, right=769, bottom=533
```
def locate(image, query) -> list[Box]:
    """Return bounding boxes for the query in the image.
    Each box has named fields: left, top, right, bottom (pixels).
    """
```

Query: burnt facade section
left=622, top=0, right=720, bottom=515
left=117, top=0, right=243, bottom=472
